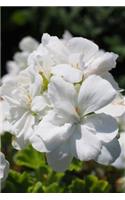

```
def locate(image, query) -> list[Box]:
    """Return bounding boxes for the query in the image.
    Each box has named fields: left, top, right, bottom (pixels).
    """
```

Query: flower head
left=31, top=75, right=120, bottom=171
left=1, top=32, right=122, bottom=172
left=1, top=68, right=50, bottom=149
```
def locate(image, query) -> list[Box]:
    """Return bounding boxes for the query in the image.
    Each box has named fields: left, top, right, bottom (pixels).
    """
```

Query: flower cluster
left=1, top=32, right=125, bottom=172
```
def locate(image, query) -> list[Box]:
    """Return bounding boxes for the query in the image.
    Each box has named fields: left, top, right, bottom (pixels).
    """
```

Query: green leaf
left=85, top=175, right=98, bottom=187
left=45, top=171, right=64, bottom=186
left=3, top=170, right=34, bottom=193
left=68, top=178, right=86, bottom=193
left=27, top=181, right=44, bottom=193
left=85, top=175, right=110, bottom=193
left=93, top=180, right=111, bottom=192
left=69, top=158, right=83, bottom=171
left=14, top=145, right=45, bottom=170
left=45, top=182, right=62, bottom=193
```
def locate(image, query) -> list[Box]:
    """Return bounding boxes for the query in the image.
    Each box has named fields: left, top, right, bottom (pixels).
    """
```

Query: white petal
left=85, top=113, right=118, bottom=143
left=31, top=96, right=49, bottom=113
left=68, top=37, right=98, bottom=60
left=28, top=45, right=53, bottom=80
left=42, top=33, right=69, bottom=63
left=78, top=75, right=117, bottom=115
left=112, top=132, right=125, bottom=169
left=31, top=120, right=74, bottom=152
left=70, top=124, right=101, bottom=161
left=84, top=52, right=118, bottom=76
left=1, top=73, right=17, bottom=84
left=9, top=106, right=27, bottom=123
left=30, top=75, right=42, bottom=97
left=95, top=138, right=121, bottom=165
left=51, top=64, right=82, bottom=83
left=97, top=103, right=125, bottom=118
left=30, top=133, right=49, bottom=153
left=112, top=152, right=125, bottom=169
left=46, top=141, right=73, bottom=172
left=19, top=36, right=39, bottom=52
left=21, top=68, right=42, bottom=97
left=0, top=99, right=10, bottom=122
left=40, top=110, right=67, bottom=126
left=12, top=136, right=30, bottom=150
left=101, top=72, right=120, bottom=91
left=48, top=76, right=79, bottom=123
left=68, top=53, right=84, bottom=70
left=14, top=52, right=28, bottom=69
left=62, top=30, right=72, bottom=41
left=0, top=121, right=12, bottom=135
left=6, top=61, right=19, bottom=75
left=96, top=95, right=125, bottom=117
left=0, top=80, right=21, bottom=106
left=12, top=112, right=35, bottom=149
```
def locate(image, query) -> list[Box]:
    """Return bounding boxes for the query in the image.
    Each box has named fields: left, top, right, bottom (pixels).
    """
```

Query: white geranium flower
left=0, top=68, right=50, bottom=150
left=41, top=33, right=118, bottom=86
left=2, top=36, right=39, bottom=83
left=112, top=132, right=125, bottom=169
left=96, top=95, right=125, bottom=117
left=0, top=152, right=9, bottom=188
left=26, top=33, right=119, bottom=93
left=30, top=75, right=120, bottom=172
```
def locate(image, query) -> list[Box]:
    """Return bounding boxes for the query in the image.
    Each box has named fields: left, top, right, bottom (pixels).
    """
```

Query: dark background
left=1, top=7, right=125, bottom=88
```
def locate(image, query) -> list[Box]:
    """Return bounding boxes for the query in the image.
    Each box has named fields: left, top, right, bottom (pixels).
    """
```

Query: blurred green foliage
left=1, top=141, right=125, bottom=193
left=13, top=145, right=46, bottom=170
left=1, top=7, right=125, bottom=193
left=2, top=145, right=111, bottom=193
